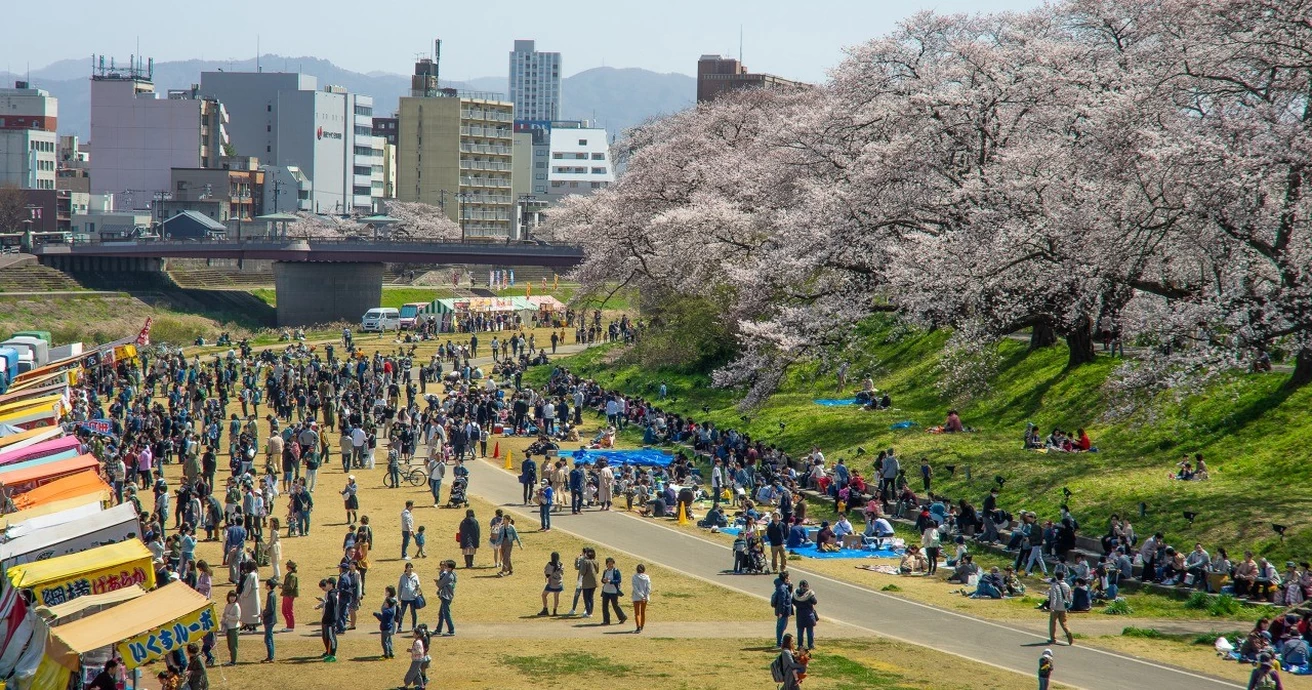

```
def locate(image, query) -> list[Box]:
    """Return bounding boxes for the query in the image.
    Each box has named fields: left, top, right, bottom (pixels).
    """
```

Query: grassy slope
left=539, top=322, right=1312, bottom=562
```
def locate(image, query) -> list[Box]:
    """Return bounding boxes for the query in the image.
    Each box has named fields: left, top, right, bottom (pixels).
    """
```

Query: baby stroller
left=447, top=476, right=469, bottom=508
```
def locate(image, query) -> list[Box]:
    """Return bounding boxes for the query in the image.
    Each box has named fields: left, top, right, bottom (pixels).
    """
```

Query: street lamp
left=455, top=191, right=472, bottom=242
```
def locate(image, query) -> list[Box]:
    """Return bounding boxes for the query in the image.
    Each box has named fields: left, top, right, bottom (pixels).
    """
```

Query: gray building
left=199, top=72, right=382, bottom=214
left=509, top=40, right=561, bottom=122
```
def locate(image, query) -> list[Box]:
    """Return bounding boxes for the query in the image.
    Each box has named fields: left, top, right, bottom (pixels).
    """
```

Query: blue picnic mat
left=814, top=398, right=859, bottom=406
left=719, top=528, right=902, bottom=559
left=569, top=448, right=674, bottom=468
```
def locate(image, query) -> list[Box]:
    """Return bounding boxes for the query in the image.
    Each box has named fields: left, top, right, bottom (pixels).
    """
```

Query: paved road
left=464, top=458, right=1242, bottom=690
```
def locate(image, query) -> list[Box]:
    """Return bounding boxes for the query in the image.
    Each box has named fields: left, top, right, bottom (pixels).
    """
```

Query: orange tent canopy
left=10, top=468, right=109, bottom=510
left=0, top=454, right=99, bottom=489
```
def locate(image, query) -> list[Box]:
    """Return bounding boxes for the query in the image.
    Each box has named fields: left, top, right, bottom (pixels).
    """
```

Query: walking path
left=464, top=457, right=1243, bottom=690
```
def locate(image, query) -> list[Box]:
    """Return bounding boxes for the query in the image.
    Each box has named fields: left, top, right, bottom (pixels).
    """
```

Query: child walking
left=375, top=587, right=398, bottom=659
left=415, top=525, right=427, bottom=558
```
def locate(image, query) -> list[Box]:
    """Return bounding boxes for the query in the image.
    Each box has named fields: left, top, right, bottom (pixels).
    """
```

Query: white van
left=360, top=307, right=400, bottom=332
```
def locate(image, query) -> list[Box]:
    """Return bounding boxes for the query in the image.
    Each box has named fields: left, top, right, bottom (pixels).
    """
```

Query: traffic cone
left=505, top=449, right=514, bottom=470
left=492, top=441, right=501, bottom=459
left=678, top=503, right=689, bottom=526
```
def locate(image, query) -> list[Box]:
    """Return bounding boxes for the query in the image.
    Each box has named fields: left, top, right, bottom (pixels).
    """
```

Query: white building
left=199, top=72, right=382, bottom=213
left=509, top=40, right=561, bottom=122
left=543, top=122, right=613, bottom=203
left=89, top=58, right=228, bottom=207
left=0, top=81, right=58, bottom=190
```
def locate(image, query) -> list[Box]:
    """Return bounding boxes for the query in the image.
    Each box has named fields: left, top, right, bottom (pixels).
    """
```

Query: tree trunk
left=1029, top=322, right=1057, bottom=350
left=1286, top=348, right=1312, bottom=390
left=1063, top=319, right=1097, bottom=368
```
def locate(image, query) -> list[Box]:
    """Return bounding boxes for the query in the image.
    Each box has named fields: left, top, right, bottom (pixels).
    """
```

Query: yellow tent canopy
left=45, top=584, right=214, bottom=672
left=0, top=426, right=61, bottom=453
left=37, top=584, right=146, bottom=623
left=5, top=540, right=154, bottom=608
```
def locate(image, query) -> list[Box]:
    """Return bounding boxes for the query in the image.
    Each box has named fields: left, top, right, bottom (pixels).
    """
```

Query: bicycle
left=383, top=466, right=429, bottom=488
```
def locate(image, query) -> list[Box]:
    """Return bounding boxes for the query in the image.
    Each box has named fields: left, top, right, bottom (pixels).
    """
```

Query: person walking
left=401, top=501, right=416, bottom=560
left=185, top=643, right=208, bottom=690
left=631, top=563, right=651, bottom=633
left=458, top=509, right=480, bottom=568
left=923, top=521, right=942, bottom=576
left=220, top=591, right=240, bottom=666
left=427, top=455, right=444, bottom=507
left=600, top=557, right=628, bottom=625
left=260, top=579, right=277, bottom=662
left=792, top=580, right=818, bottom=650
left=280, top=561, right=298, bottom=631
left=497, top=517, right=523, bottom=576
left=318, top=577, right=339, bottom=662
left=375, top=588, right=398, bottom=659
left=520, top=454, right=537, bottom=505
left=340, top=475, right=359, bottom=525
left=577, top=547, right=599, bottom=618
left=537, top=480, right=554, bottom=531
left=540, top=552, right=565, bottom=616
left=774, top=633, right=804, bottom=690
left=402, top=626, right=430, bottom=689
left=569, top=462, right=585, bottom=514
left=1038, top=648, right=1054, bottom=690
left=773, top=570, right=794, bottom=648
left=1046, top=577, right=1074, bottom=646
left=435, top=560, right=458, bottom=636
left=397, top=562, right=422, bottom=632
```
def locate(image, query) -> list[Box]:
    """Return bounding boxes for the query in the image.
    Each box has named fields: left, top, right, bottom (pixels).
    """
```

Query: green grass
left=807, top=654, right=920, bottom=690
left=500, top=652, right=633, bottom=676
left=541, top=317, right=1312, bottom=565
left=1122, top=626, right=1167, bottom=639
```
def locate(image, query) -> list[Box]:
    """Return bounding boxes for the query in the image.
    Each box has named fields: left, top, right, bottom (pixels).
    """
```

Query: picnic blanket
left=856, top=565, right=904, bottom=575
left=720, top=528, right=904, bottom=559
left=813, top=398, right=859, bottom=407
left=890, top=420, right=916, bottom=429
left=569, top=448, right=674, bottom=468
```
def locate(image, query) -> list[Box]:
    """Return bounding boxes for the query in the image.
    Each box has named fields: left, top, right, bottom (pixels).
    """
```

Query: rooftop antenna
left=257, top=35, right=261, bottom=73
left=739, top=24, right=743, bottom=62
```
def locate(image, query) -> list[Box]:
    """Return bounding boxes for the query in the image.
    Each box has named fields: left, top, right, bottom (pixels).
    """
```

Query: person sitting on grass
left=787, top=518, right=812, bottom=550
left=1069, top=578, right=1092, bottom=612
left=815, top=522, right=840, bottom=553
left=1024, top=423, right=1043, bottom=450
left=1239, top=618, right=1273, bottom=661
left=965, top=567, right=1004, bottom=599
left=698, top=505, right=728, bottom=529
left=943, top=410, right=964, bottom=433
left=1002, top=566, right=1027, bottom=596
left=900, top=545, right=928, bottom=575
left=832, top=514, right=855, bottom=541
left=864, top=514, right=895, bottom=549
left=1194, top=454, right=1209, bottom=480
left=946, top=554, right=980, bottom=584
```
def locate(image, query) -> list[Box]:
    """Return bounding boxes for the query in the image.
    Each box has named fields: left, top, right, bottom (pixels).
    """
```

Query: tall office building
left=696, top=55, right=803, bottom=103
left=89, top=57, right=229, bottom=204
left=509, top=40, right=562, bottom=122
left=199, top=71, right=382, bottom=213
left=397, top=59, right=515, bottom=238
left=0, top=81, right=58, bottom=190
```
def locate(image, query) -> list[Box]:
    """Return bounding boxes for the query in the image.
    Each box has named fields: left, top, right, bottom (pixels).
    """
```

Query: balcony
left=461, top=109, right=513, bottom=123
left=459, top=143, right=512, bottom=156
left=460, top=176, right=511, bottom=189
left=463, top=194, right=512, bottom=205
left=459, top=160, right=511, bottom=172
left=459, top=125, right=512, bottom=139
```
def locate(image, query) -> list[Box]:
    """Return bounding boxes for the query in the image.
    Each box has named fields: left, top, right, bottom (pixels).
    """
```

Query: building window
left=592, top=167, right=606, bottom=174
left=267, top=104, right=272, bottom=112
left=591, top=182, right=602, bottom=189
left=569, top=181, right=579, bottom=188
left=574, top=153, right=587, bottom=159
left=592, top=152, right=605, bottom=160
left=267, top=125, right=272, bottom=132
left=535, top=162, right=546, bottom=169
left=267, top=146, right=271, bottom=153
left=552, top=153, right=563, bottom=159
left=578, top=139, right=587, bottom=145
left=535, top=173, right=545, bottom=180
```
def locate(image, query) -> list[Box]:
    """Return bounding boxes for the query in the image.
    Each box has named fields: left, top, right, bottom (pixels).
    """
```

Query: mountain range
left=0, top=54, right=696, bottom=145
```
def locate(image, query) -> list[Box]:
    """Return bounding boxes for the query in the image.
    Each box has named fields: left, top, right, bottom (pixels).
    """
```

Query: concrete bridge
left=32, top=239, right=586, bottom=327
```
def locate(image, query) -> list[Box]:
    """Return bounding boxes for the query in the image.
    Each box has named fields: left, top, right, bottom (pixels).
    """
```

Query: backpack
left=770, top=590, right=779, bottom=609
left=770, top=654, right=786, bottom=683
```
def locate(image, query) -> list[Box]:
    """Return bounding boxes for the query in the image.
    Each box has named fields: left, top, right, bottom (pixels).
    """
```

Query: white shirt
left=350, top=428, right=367, bottom=449
left=400, top=508, right=415, bottom=533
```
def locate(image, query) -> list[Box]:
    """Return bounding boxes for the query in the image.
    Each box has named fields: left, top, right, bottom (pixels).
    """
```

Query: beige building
left=397, top=70, right=515, bottom=238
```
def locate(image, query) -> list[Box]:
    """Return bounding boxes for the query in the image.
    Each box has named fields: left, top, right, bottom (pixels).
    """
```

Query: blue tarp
left=813, top=398, right=859, bottom=406
left=720, top=527, right=903, bottom=559
left=569, top=448, right=675, bottom=468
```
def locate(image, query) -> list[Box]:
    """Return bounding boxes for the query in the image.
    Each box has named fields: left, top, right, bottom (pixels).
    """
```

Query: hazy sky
left=2, top=1, right=1043, bottom=82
